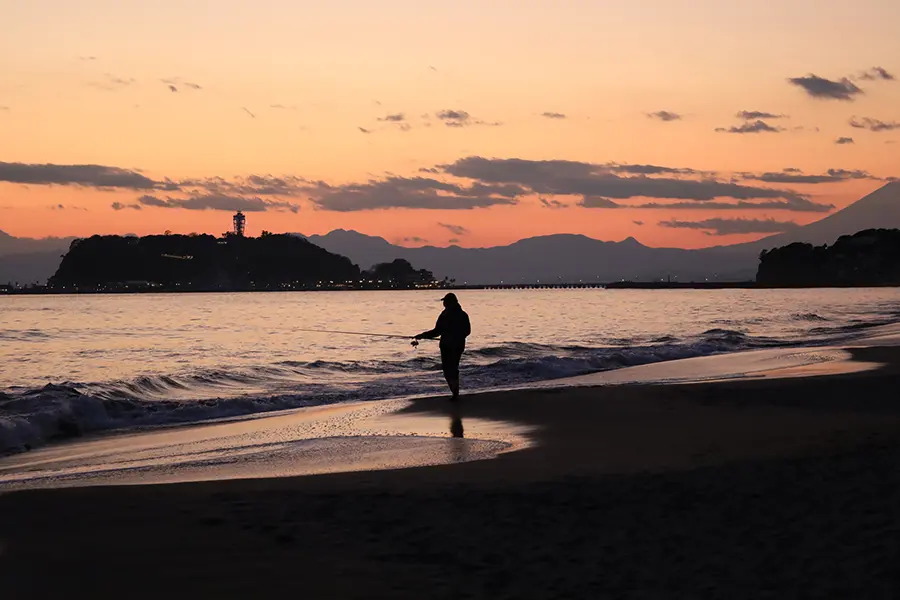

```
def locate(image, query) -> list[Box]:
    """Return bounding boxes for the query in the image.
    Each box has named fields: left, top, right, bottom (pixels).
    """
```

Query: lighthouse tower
left=233, top=211, right=246, bottom=237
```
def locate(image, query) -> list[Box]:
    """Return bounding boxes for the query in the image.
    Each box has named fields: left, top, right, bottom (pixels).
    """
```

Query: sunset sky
left=1, top=0, right=898, bottom=248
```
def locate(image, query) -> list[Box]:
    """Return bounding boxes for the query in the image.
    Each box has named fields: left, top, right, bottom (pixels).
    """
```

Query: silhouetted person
left=414, top=292, right=471, bottom=401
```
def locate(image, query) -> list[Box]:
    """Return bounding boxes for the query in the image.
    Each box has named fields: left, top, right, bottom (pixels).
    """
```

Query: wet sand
left=3, top=346, right=900, bottom=598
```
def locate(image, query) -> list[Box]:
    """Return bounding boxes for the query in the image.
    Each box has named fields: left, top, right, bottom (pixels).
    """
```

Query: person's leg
left=448, top=347, right=462, bottom=399
left=440, top=346, right=462, bottom=400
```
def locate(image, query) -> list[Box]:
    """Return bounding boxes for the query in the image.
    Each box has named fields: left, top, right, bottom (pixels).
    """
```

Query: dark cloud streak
left=636, top=199, right=832, bottom=213
left=438, top=223, right=469, bottom=236
left=743, top=168, right=875, bottom=184
left=647, top=111, right=682, bottom=122
left=307, top=176, right=519, bottom=212
left=859, top=67, right=895, bottom=81
left=443, top=157, right=805, bottom=203
left=539, top=198, right=568, bottom=209
left=138, top=194, right=299, bottom=213
left=0, top=161, right=157, bottom=189
left=715, top=120, right=784, bottom=134
left=659, top=217, right=801, bottom=236
left=788, top=74, right=863, bottom=101
left=736, top=111, right=786, bottom=120
left=849, top=116, right=900, bottom=132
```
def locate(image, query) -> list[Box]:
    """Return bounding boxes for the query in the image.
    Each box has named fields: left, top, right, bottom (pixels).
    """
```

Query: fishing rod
left=293, top=328, right=433, bottom=347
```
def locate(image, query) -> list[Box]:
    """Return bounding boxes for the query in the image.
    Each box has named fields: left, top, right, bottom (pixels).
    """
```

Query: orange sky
left=1, top=0, right=898, bottom=248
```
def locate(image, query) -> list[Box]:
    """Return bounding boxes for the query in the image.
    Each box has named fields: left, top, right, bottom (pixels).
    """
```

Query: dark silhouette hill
left=757, top=228, right=900, bottom=286
left=49, top=233, right=360, bottom=290
left=364, top=259, right=440, bottom=287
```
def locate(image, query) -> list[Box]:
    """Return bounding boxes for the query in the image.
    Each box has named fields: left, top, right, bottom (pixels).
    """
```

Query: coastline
left=3, top=345, right=900, bottom=596
left=7, top=282, right=900, bottom=295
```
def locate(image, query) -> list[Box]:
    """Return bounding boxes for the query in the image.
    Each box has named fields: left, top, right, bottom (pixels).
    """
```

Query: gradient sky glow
left=1, top=0, right=898, bottom=248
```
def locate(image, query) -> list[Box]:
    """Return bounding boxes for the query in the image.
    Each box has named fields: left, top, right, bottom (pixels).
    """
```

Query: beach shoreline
left=3, top=345, right=900, bottom=597
left=0, top=340, right=890, bottom=491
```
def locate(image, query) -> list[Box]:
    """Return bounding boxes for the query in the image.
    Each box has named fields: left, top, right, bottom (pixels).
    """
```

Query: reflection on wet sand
left=450, top=401, right=464, bottom=438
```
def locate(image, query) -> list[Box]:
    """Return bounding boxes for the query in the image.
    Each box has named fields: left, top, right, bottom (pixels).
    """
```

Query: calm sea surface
left=2, top=288, right=900, bottom=452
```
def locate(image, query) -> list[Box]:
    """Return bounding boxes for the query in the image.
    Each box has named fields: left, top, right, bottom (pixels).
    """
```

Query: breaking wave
left=2, top=316, right=897, bottom=456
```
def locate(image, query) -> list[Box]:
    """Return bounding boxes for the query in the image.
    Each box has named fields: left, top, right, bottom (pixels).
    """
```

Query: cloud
left=89, top=73, right=137, bottom=91
left=632, top=220, right=644, bottom=226
left=849, top=116, right=900, bottom=132
left=437, top=109, right=471, bottom=127
left=442, top=157, right=806, bottom=204
left=434, top=109, right=500, bottom=127
left=541, top=112, right=567, bottom=119
left=307, top=176, right=520, bottom=211
left=78, top=56, right=97, bottom=61
left=438, top=222, right=469, bottom=236
left=179, top=174, right=309, bottom=197
left=736, top=111, right=786, bottom=120
left=606, top=163, right=705, bottom=176
left=448, top=238, right=460, bottom=244
left=437, top=109, right=469, bottom=121
left=788, top=74, right=863, bottom=101
left=0, top=161, right=158, bottom=189
left=138, top=193, right=299, bottom=213
left=161, top=78, right=202, bottom=93
left=539, top=198, right=568, bottom=209
left=835, top=137, right=855, bottom=145
left=241, top=107, right=256, bottom=119
left=659, top=217, right=801, bottom=236
left=742, top=168, right=876, bottom=184
left=111, top=202, right=142, bottom=210
left=136, top=195, right=170, bottom=207
left=375, top=113, right=412, bottom=132
left=636, top=198, right=832, bottom=213
left=647, top=111, right=682, bottom=122
left=270, top=104, right=297, bottom=110
left=0, top=106, right=9, bottom=111
left=716, top=120, right=784, bottom=134
left=858, top=67, right=895, bottom=81
left=358, top=127, right=372, bottom=134
left=578, top=196, right=621, bottom=208
left=403, top=236, right=428, bottom=243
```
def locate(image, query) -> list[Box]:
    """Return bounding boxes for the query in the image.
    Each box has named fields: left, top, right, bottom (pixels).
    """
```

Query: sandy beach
left=3, top=345, right=900, bottom=598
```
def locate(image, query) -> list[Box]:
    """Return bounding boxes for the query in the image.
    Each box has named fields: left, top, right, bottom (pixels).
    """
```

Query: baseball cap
left=440, top=292, right=458, bottom=303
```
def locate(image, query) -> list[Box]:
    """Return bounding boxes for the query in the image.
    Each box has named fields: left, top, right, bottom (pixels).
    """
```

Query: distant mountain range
left=2, top=182, right=898, bottom=285
left=306, top=182, right=900, bottom=284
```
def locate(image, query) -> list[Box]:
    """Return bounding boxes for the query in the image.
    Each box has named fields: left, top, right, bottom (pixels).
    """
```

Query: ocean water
left=2, top=288, right=900, bottom=453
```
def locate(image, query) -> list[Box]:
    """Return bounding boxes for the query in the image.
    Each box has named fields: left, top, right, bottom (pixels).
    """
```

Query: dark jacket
left=418, top=304, right=471, bottom=348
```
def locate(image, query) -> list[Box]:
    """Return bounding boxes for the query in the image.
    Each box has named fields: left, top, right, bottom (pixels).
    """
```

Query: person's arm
left=415, top=313, right=444, bottom=339
left=463, top=312, right=471, bottom=338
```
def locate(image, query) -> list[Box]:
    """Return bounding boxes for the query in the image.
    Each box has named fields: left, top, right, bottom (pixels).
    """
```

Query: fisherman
left=414, top=292, right=471, bottom=401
